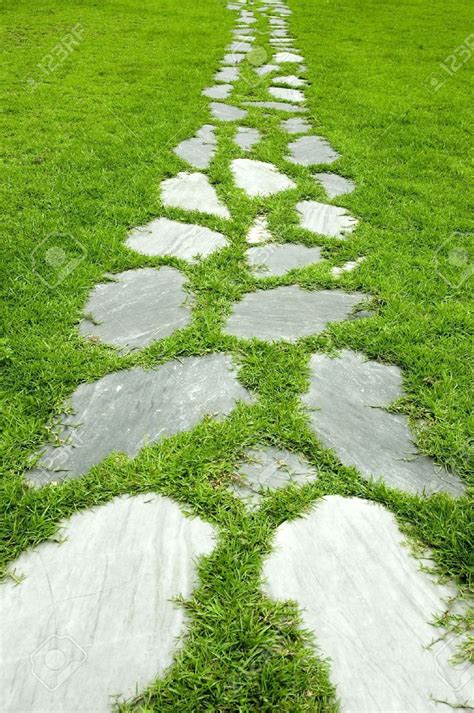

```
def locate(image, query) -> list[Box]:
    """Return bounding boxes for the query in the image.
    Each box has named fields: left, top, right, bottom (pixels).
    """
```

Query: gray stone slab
left=222, top=52, right=246, bottom=65
left=210, top=102, right=247, bottom=122
left=27, top=354, right=253, bottom=484
left=269, top=86, right=304, bottom=103
left=263, top=496, right=471, bottom=711
left=272, top=74, right=306, bottom=87
left=271, top=29, right=289, bottom=37
left=173, top=124, right=216, bottom=169
left=230, top=446, right=317, bottom=507
left=246, top=215, right=272, bottom=244
left=274, top=51, right=304, bottom=63
left=126, top=217, right=227, bottom=262
left=281, top=117, right=311, bottom=134
left=255, top=64, right=278, bottom=77
left=297, top=200, right=357, bottom=239
left=79, top=268, right=191, bottom=352
left=228, top=41, right=252, bottom=52
left=224, top=287, right=367, bottom=342
left=232, top=27, right=253, bottom=36
left=287, top=135, right=340, bottom=165
left=238, top=15, right=256, bottom=23
left=247, top=243, right=323, bottom=277
left=231, top=158, right=295, bottom=197
left=161, top=172, right=230, bottom=219
left=331, top=256, right=365, bottom=277
left=215, top=67, right=240, bottom=82
left=235, top=126, right=261, bottom=151
left=202, top=84, right=232, bottom=99
left=244, top=101, right=306, bottom=113
left=314, top=172, right=355, bottom=199
left=1, top=494, right=216, bottom=713
left=302, top=351, right=465, bottom=496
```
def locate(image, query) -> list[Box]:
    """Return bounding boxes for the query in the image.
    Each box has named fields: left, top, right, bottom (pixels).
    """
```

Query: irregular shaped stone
left=297, top=200, right=357, bottom=239
left=302, top=351, right=465, bottom=495
left=273, top=74, right=306, bottom=87
left=231, top=158, right=295, bottom=197
left=173, top=124, right=216, bottom=169
left=263, top=496, right=470, bottom=711
left=202, top=84, right=232, bottom=99
left=233, top=33, right=256, bottom=42
left=255, top=64, right=278, bottom=77
left=27, top=354, right=252, bottom=484
left=232, top=27, right=253, bottom=36
left=238, top=15, right=256, bottom=23
left=235, top=126, right=261, bottom=151
left=79, top=268, right=191, bottom=352
left=230, top=446, right=317, bottom=507
left=224, top=287, right=367, bottom=342
left=287, top=135, right=340, bottom=165
left=161, top=172, right=230, bottom=219
left=126, top=217, right=227, bottom=262
left=222, top=52, right=246, bottom=65
left=247, top=243, right=323, bottom=277
left=271, top=29, right=289, bottom=37
left=331, top=256, right=365, bottom=277
left=314, top=172, right=355, bottom=199
left=215, top=67, right=240, bottom=82
left=269, top=86, right=304, bottom=103
left=210, top=102, right=247, bottom=122
left=274, top=51, right=304, bottom=63
left=1, top=494, right=215, bottom=713
left=281, top=117, right=311, bottom=134
left=244, top=101, right=306, bottom=113
left=246, top=215, right=272, bottom=244
left=228, top=41, right=252, bottom=52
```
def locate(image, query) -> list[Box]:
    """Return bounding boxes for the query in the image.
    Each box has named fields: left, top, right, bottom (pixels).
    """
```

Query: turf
left=0, top=0, right=472, bottom=709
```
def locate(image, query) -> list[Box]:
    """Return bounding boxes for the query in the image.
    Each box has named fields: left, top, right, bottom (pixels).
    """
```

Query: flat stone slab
left=274, top=51, right=304, bottom=63
left=228, top=40, right=252, bottom=52
left=161, top=172, right=230, bottom=219
left=235, top=126, right=261, bottom=151
left=224, top=286, right=367, bottom=342
left=246, top=215, right=272, bottom=244
left=247, top=243, right=323, bottom=277
left=281, top=117, right=311, bottom=134
left=230, top=446, right=317, bottom=507
left=255, top=64, right=278, bottom=77
left=210, top=102, right=247, bottom=122
left=263, top=496, right=470, bottom=711
left=1, top=494, right=215, bottom=713
left=269, top=86, right=304, bottom=103
left=244, top=101, right=306, bottom=113
left=314, top=172, right=355, bottom=199
left=302, top=351, right=465, bottom=496
left=222, top=52, right=246, bottom=65
left=27, top=354, right=253, bottom=484
left=273, top=74, right=306, bottom=88
left=297, top=200, right=357, bottom=239
left=232, top=27, right=253, bottom=36
left=202, top=84, right=232, bottom=99
left=126, top=217, right=227, bottom=261
left=79, top=268, right=191, bottom=352
left=215, top=67, right=239, bottom=82
left=231, top=158, right=295, bottom=197
left=173, top=124, right=216, bottom=169
left=287, top=135, right=340, bottom=165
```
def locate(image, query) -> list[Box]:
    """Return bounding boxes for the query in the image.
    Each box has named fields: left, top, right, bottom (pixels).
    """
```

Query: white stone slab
left=272, top=74, right=306, bottom=88
left=231, top=158, right=295, bottom=197
left=271, top=29, right=289, bottom=37
left=246, top=215, right=273, bottom=244
left=314, top=172, right=355, bottom=199
left=247, top=243, right=323, bottom=277
left=244, top=101, right=306, bottom=113
left=1, top=494, right=216, bottom=713
left=210, top=102, right=247, bottom=122
left=27, top=354, right=253, bottom=484
left=222, top=52, right=246, bottom=65
left=274, top=51, right=304, bottom=63
left=232, top=27, right=253, bottom=36
left=202, top=84, right=232, bottom=100
left=126, top=217, right=227, bottom=262
left=255, top=64, right=278, bottom=77
left=224, top=287, right=367, bottom=342
left=235, top=126, right=261, bottom=151
left=331, top=256, right=365, bottom=277
left=215, top=67, right=240, bottom=83
left=161, top=172, right=230, bottom=219
left=302, top=351, right=465, bottom=496
left=287, top=135, right=340, bottom=165
left=173, top=124, right=216, bottom=169
left=297, top=200, right=357, bottom=239
left=269, top=86, right=305, bottom=103
left=263, top=496, right=471, bottom=711
left=281, top=117, right=311, bottom=134
left=228, top=41, right=252, bottom=52
left=79, top=268, right=191, bottom=352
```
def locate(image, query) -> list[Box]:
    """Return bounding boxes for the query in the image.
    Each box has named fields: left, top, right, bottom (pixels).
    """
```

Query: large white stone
left=269, top=86, right=305, bottom=103
left=173, top=124, right=216, bottom=169
left=255, top=64, right=278, bottom=77
left=126, top=217, right=227, bottom=261
left=274, top=51, right=304, bottom=63
left=161, top=172, right=230, bottom=219
left=1, top=494, right=216, bottom=713
left=231, top=158, right=295, bottom=197
left=287, top=135, right=340, bottom=165
left=222, top=52, right=246, bottom=65
left=210, top=102, right=247, bottom=122
left=202, top=84, right=233, bottom=100
left=228, top=41, right=252, bottom=52
left=247, top=243, right=323, bottom=277
left=314, top=172, right=355, bottom=199
left=215, top=67, right=240, bottom=83
left=235, top=126, right=261, bottom=151
left=272, top=74, right=306, bottom=88
left=297, top=200, right=357, bottom=239
left=263, top=496, right=471, bottom=712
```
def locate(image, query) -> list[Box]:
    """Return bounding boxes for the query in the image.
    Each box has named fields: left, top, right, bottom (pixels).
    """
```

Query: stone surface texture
left=173, top=124, right=216, bottom=169
left=215, top=67, right=240, bottom=82
left=126, top=217, right=227, bottom=261
left=281, top=117, right=311, bottom=134
left=268, top=86, right=305, bottom=103
left=210, top=102, right=247, bottom=122
left=231, top=158, right=295, bottom=197
left=274, top=51, right=304, bottom=63
left=255, top=64, right=278, bottom=77
left=297, top=200, right=358, bottom=239
left=161, top=172, right=230, bottom=219
left=244, top=101, right=306, bottom=113
left=314, top=172, right=355, bottom=199
left=287, top=135, right=340, bottom=165
left=246, top=215, right=273, bottom=244
left=272, top=74, right=306, bottom=87
left=235, top=126, right=261, bottom=151
left=202, top=84, right=232, bottom=100
left=247, top=243, right=323, bottom=277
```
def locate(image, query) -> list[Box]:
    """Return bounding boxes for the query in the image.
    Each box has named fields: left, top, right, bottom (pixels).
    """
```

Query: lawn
left=0, top=0, right=472, bottom=709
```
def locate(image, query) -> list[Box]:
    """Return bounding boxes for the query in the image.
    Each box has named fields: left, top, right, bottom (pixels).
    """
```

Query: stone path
left=4, top=0, right=470, bottom=710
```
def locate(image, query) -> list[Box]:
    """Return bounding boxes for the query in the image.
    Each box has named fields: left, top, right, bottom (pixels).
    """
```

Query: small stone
left=246, top=215, right=272, bottom=244
left=244, top=101, right=306, bottom=113
left=247, top=243, right=323, bottom=277
left=228, top=41, right=252, bottom=52
left=272, top=74, right=306, bottom=87
left=271, top=29, right=289, bottom=37
left=173, top=124, right=216, bottom=169
left=287, top=135, right=340, bottom=165
left=269, top=86, right=305, bottom=103
left=297, top=200, right=357, bottom=239
left=314, top=172, right=355, bottom=199
left=126, top=217, right=227, bottom=261
left=235, top=126, right=261, bottom=151
left=255, top=64, right=278, bottom=77
left=331, top=256, right=365, bottom=277
left=161, top=172, right=230, bottom=219
left=202, top=84, right=233, bottom=99
left=215, top=67, right=240, bottom=82
left=281, top=117, right=311, bottom=134
left=231, top=158, right=295, bottom=197
left=222, top=53, right=246, bottom=65
left=210, top=102, right=247, bottom=122
left=274, top=51, right=304, bottom=63
left=232, top=27, right=253, bottom=36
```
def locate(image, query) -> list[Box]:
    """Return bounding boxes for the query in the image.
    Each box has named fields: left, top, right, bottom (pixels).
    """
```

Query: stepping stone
left=314, top=172, right=355, bottom=199
left=272, top=74, right=306, bottom=87
left=173, top=124, right=216, bottom=169
left=161, top=172, right=230, bottom=219
left=232, top=27, right=253, bottom=35
left=302, top=351, right=465, bottom=496
left=238, top=15, right=256, bottom=23
left=287, top=135, right=340, bottom=165
left=247, top=243, right=323, bottom=277
left=27, top=354, right=252, bottom=484
left=246, top=215, right=272, bottom=244
left=271, top=29, right=289, bottom=37
left=202, top=84, right=232, bottom=99
left=255, top=64, right=278, bottom=76
left=297, top=200, right=357, bottom=239
left=331, top=256, right=365, bottom=277
left=231, top=158, right=295, bottom=197
left=281, top=117, right=311, bottom=134
left=223, top=286, right=367, bottom=342
left=222, top=52, right=246, bottom=65
left=244, top=101, right=306, bottom=113
left=230, top=446, right=317, bottom=507
left=79, top=268, right=191, bottom=352
left=235, top=126, right=261, bottom=151
left=126, top=217, right=227, bottom=261
left=269, top=86, right=305, bottom=103
left=274, top=51, right=304, bottom=63
left=228, top=41, right=252, bottom=52
left=210, top=102, right=247, bottom=122
left=1, top=494, right=215, bottom=713
left=263, top=496, right=470, bottom=711
left=233, top=34, right=256, bottom=42
left=215, top=67, right=239, bottom=82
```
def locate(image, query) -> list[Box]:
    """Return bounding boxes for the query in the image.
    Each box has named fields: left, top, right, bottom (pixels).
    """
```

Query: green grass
left=1, top=0, right=473, bottom=709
